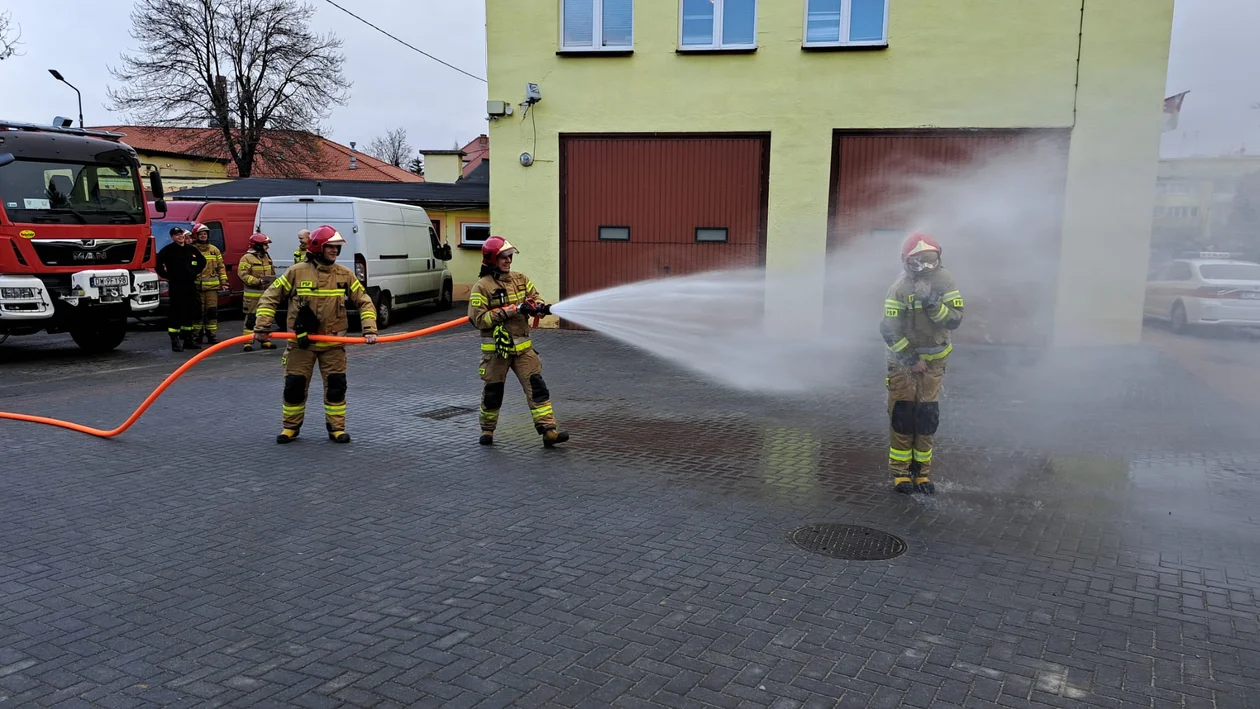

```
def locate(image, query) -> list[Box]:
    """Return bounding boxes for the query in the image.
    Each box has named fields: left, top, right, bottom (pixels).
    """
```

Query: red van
left=147, top=201, right=258, bottom=310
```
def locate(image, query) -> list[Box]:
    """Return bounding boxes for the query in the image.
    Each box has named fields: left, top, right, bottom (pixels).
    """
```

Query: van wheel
left=375, top=292, right=393, bottom=329
left=438, top=281, right=453, bottom=311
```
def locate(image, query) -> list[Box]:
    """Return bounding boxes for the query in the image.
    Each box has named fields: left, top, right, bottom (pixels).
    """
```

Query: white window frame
left=802, top=0, right=889, bottom=49
left=677, top=0, right=758, bottom=52
left=461, top=223, right=491, bottom=247
left=559, top=0, right=634, bottom=53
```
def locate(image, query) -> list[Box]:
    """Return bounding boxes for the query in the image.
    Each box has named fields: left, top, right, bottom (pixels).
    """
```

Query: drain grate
left=789, top=524, right=907, bottom=560
left=417, top=405, right=477, bottom=420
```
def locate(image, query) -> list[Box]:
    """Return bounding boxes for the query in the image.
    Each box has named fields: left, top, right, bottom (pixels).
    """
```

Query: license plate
left=1242, top=292, right=1260, bottom=300
left=91, top=275, right=128, bottom=287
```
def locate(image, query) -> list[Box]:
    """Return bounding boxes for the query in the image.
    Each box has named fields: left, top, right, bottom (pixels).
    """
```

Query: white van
left=255, top=195, right=454, bottom=328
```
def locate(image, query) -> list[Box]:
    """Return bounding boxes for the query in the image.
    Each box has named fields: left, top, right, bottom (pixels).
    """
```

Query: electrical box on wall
left=487, top=100, right=512, bottom=117
left=525, top=83, right=541, bottom=103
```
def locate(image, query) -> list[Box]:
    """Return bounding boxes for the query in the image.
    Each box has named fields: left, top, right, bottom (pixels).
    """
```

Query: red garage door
left=827, top=130, right=1072, bottom=346
left=560, top=135, right=769, bottom=300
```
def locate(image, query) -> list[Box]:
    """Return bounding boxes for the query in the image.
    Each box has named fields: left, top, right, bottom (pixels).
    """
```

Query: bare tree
left=0, top=11, right=22, bottom=60
left=366, top=128, right=411, bottom=168
left=107, top=0, right=351, bottom=178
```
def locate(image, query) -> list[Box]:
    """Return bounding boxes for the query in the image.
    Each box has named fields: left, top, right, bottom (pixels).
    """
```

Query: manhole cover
left=417, top=406, right=477, bottom=420
left=789, top=524, right=907, bottom=560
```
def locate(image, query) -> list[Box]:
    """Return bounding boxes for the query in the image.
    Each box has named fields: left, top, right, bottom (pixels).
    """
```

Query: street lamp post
left=48, top=69, right=83, bottom=128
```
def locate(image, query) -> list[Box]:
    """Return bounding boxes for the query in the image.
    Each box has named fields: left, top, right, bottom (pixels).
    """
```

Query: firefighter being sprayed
left=880, top=232, right=964, bottom=495
left=189, top=222, right=228, bottom=344
left=253, top=225, right=378, bottom=444
left=467, top=236, right=570, bottom=448
left=238, top=232, right=277, bottom=352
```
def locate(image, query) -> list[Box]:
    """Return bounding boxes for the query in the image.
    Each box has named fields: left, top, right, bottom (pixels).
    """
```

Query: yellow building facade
left=486, top=0, right=1174, bottom=344
left=134, top=151, right=234, bottom=193
left=1151, top=156, right=1260, bottom=260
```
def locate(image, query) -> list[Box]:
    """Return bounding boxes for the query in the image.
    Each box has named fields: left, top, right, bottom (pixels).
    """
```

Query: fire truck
left=0, top=120, right=166, bottom=352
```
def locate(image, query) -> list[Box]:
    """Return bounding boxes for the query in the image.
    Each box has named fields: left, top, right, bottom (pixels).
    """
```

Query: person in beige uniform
left=254, top=225, right=378, bottom=444
left=880, top=232, right=964, bottom=495
left=238, top=232, right=277, bottom=352
left=190, top=222, right=228, bottom=344
left=467, top=236, right=569, bottom=448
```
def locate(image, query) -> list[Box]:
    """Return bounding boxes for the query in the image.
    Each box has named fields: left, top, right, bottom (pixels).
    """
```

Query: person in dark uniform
left=155, top=227, right=207, bottom=352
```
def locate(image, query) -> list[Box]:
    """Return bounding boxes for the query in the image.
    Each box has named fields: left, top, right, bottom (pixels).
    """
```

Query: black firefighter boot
left=169, top=332, right=184, bottom=352
left=182, top=333, right=201, bottom=350
left=542, top=427, right=570, bottom=448
left=911, top=461, right=935, bottom=495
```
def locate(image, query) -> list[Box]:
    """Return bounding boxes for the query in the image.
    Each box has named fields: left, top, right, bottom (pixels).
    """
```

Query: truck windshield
left=0, top=156, right=145, bottom=225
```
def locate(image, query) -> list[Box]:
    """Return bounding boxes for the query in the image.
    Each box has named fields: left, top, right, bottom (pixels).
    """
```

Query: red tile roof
left=460, top=134, right=489, bottom=177
left=90, top=125, right=424, bottom=183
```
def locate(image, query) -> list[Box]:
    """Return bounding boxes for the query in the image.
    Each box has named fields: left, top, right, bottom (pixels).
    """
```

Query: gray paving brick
left=3, top=318, right=1260, bottom=707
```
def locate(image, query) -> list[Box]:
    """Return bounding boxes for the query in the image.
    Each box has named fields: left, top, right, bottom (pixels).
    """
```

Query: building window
left=695, top=227, right=728, bottom=243
left=679, top=0, right=757, bottom=51
left=461, top=223, right=491, bottom=248
left=803, top=0, right=888, bottom=48
left=599, top=226, right=631, bottom=241
left=562, top=0, right=633, bottom=51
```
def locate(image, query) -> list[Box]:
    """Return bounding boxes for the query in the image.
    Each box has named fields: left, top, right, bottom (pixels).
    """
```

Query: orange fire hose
left=0, top=316, right=470, bottom=439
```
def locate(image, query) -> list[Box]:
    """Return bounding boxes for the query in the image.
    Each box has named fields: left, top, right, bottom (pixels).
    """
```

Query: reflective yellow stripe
left=929, top=304, right=950, bottom=322
left=243, top=292, right=263, bottom=298
left=479, top=410, right=499, bottom=420
left=324, top=405, right=347, bottom=414
left=351, top=281, right=364, bottom=292
left=889, top=338, right=910, bottom=353
left=526, top=281, right=535, bottom=291
left=296, top=288, right=345, bottom=297
left=913, top=449, right=933, bottom=463
left=282, top=404, right=305, bottom=414
left=889, top=449, right=913, bottom=462
left=482, top=313, right=494, bottom=327
left=274, top=275, right=291, bottom=290
left=256, top=308, right=276, bottom=317
left=942, top=290, right=961, bottom=300
left=480, top=339, right=532, bottom=353
left=530, top=405, right=554, bottom=419
left=919, top=344, right=953, bottom=361
left=508, top=292, right=527, bottom=303
left=359, top=312, right=376, bottom=320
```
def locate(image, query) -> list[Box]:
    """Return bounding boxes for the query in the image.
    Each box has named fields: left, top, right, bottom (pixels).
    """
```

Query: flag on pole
left=1163, top=91, right=1189, bottom=132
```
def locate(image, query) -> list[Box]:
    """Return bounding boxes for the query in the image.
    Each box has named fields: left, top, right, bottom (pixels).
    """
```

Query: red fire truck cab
left=0, top=120, right=166, bottom=352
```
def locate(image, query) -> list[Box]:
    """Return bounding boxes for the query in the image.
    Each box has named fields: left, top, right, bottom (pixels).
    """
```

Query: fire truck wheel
left=70, top=319, right=128, bottom=354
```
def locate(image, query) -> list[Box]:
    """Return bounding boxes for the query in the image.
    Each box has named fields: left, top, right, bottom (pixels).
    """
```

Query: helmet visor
left=906, top=251, right=940, bottom=272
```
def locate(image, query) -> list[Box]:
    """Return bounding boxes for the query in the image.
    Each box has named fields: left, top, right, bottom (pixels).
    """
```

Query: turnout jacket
left=155, top=243, right=206, bottom=285
left=253, top=259, right=378, bottom=344
left=194, top=242, right=228, bottom=291
left=237, top=250, right=275, bottom=296
left=880, top=267, right=964, bottom=366
left=467, top=271, right=546, bottom=356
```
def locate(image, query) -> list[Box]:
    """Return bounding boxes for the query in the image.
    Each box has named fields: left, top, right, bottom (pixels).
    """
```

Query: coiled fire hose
left=0, top=316, right=470, bottom=439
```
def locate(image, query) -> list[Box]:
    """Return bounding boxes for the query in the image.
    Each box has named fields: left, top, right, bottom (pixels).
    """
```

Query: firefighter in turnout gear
left=880, top=232, right=964, bottom=495
left=155, top=227, right=207, bottom=352
left=238, top=233, right=277, bottom=352
left=190, top=222, right=228, bottom=344
left=295, top=229, right=311, bottom=263
left=468, top=236, right=569, bottom=448
left=253, top=225, right=378, bottom=444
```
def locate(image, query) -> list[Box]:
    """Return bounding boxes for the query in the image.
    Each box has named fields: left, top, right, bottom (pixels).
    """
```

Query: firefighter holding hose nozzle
left=880, top=232, right=964, bottom=495
left=253, top=225, right=378, bottom=445
left=468, top=236, right=569, bottom=448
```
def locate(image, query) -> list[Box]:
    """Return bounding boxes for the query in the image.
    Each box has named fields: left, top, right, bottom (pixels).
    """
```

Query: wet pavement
left=2, top=310, right=1260, bottom=708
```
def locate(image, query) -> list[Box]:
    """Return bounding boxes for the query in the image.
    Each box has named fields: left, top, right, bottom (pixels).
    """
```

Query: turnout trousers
left=166, top=281, right=200, bottom=337
left=196, top=289, right=219, bottom=337
left=887, top=358, right=947, bottom=485
left=242, top=289, right=264, bottom=335
left=281, top=344, right=349, bottom=432
left=478, top=348, right=557, bottom=433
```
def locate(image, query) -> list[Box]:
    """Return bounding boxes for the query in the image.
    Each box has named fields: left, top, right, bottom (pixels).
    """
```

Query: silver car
left=1144, top=253, right=1260, bottom=332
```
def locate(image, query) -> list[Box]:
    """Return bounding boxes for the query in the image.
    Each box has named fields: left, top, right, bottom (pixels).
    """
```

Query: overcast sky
left=0, top=0, right=1255, bottom=159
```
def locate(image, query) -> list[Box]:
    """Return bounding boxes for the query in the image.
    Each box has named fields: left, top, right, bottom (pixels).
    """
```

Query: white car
left=1144, top=252, right=1260, bottom=332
